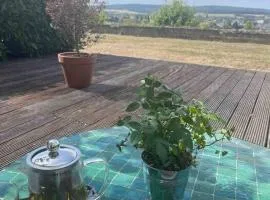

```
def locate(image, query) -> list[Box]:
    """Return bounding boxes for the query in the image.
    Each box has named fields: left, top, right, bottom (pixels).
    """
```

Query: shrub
left=46, top=0, right=105, bottom=54
left=150, top=0, right=195, bottom=27
left=0, top=0, right=66, bottom=60
left=244, top=20, right=254, bottom=30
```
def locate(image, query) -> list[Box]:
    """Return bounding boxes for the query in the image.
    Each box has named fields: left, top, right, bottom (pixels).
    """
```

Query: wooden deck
left=0, top=54, right=270, bottom=168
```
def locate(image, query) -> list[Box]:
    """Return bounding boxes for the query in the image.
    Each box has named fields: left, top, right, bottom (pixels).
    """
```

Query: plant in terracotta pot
left=117, top=75, right=233, bottom=200
left=46, top=0, right=104, bottom=89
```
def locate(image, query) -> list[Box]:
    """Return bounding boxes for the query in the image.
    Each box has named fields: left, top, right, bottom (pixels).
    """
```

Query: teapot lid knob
left=47, top=139, right=60, bottom=158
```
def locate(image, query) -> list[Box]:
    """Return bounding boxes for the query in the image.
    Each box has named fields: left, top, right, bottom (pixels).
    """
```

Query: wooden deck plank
left=205, top=70, right=245, bottom=111
left=214, top=71, right=255, bottom=128
left=196, top=70, right=235, bottom=102
left=183, top=68, right=227, bottom=101
left=244, top=73, right=270, bottom=146
left=227, top=72, right=265, bottom=138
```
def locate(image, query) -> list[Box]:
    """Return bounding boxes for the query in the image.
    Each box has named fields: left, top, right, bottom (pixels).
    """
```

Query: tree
left=150, top=0, right=195, bottom=27
left=232, top=20, right=241, bottom=30
left=244, top=20, right=254, bottom=30
left=223, top=19, right=232, bottom=29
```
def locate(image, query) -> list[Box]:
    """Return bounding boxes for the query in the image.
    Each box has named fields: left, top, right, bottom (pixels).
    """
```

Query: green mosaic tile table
left=1, top=126, right=270, bottom=200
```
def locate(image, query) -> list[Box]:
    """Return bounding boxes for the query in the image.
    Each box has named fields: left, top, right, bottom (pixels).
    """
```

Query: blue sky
left=107, top=0, right=270, bottom=9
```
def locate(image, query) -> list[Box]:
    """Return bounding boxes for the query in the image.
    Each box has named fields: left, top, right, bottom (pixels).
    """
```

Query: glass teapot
left=24, top=139, right=108, bottom=200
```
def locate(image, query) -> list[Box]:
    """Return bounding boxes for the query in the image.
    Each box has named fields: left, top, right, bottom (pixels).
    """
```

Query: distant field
left=88, top=34, right=270, bottom=71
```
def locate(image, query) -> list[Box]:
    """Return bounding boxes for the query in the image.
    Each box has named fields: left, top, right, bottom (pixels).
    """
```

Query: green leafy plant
left=0, top=0, right=65, bottom=59
left=117, top=75, right=232, bottom=171
left=46, top=0, right=105, bottom=55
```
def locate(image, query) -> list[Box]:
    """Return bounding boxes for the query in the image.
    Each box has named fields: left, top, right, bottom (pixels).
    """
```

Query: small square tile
left=213, top=195, right=235, bottom=200
left=236, top=181, right=257, bottom=199
left=256, top=172, right=270, bottom=183
left=83, top=168, right=101, bottom=183
left=0, top=171, right=18, bottom=182
left=97, top=151, right=115, bottom=161
left=137, top=169, right=144, bottom=178
left=215, top=175, right=236, bottom=199
left=203, top=147, right=221, bottom=158
left=104, top=184, right=130, bottom=199
left=237, top=155, right=254, bottom=164
left=199, top=155, right=220, bottom=165
left=199, top=164, right=218, bottom=174
left=131, top=178, right=146, bottom=191
left=191, top=191, right=213, bottom=200
left=109, top=156, right=128, bottom=171
left=10, top=173, right=27, bottom=188
left=236, top=191, right=258, bottom=200
left=111, top=173, right=135, bottom=187
left=189, top=168, right=199, bottom=178
left=219, top=158, right=237, bottom=169
left=218, top=166, right=236, bottom=177
left=124, top=189, right=147, bottom=200
left=255, top=165, right=270, bottom=175
left=104, top=144, right=121, bottom=153
left=237, top=169, right=256, bottom=182
left=127, top=159, right=142, bottom=168
left=194, top=180, right=215, bottom=194
left=121, top=164, right=140, bottom=176
left=257, top=183, right=270, bottom=196
left=182, top=190, right=192, bottom=200
left=259, top=194, right=270, bottom=200
left=197, top=172, right=217, bottom=184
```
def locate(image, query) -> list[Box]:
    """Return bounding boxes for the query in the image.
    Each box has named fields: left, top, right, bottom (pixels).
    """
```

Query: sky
left=107, top=0, right=270, bottom=9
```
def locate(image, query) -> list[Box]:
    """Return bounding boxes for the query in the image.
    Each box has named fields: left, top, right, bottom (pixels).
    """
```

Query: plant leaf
left=153, top=80, right=162, bottom=88
left=130, top=131, right=142, bottom=145
left=145, top=77, right=153, bottom=85
left=221, top=151, right=228, bottom=156
left=117, top=120, right=125, bottom=126
left=141, top=101, right=150, bottom=109
left=155, top=139, right=168, bottom=164
left=123, top=115, right=132, bottom=122
left=127, top=121, right=141, bottom=131
left=126, top=102, right=140, bottom=112
left=157, top=91, right=173, bottom=99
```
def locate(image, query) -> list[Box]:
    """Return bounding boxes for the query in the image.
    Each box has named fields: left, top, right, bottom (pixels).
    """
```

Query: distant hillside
left=106, top=4, right=270, bottom=15
left=196, top=6, right=270, bottom=15
left=106, top=4, right=161, bottom=14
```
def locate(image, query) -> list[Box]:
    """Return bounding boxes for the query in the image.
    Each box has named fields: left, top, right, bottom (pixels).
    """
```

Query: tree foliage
left=150, top=0, right=196, bottom=27
left=0, top=0, right=66, bottom=60
left=244, top=20, right=254, bottom=30
left=46, top=0, right=105, bottom=54
left=117, top=75, right=232, bottom=171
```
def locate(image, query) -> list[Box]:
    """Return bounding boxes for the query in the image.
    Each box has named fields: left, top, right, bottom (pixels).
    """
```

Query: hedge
left=0, top=0, right=69, bottom=60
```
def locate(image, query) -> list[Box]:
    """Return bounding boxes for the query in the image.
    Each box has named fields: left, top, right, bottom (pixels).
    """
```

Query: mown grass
left=87, top=34, right=270, bottom=71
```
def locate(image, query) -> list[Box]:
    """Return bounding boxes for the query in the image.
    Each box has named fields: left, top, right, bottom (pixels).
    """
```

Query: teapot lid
left=27, top=139, right=80, bottom=170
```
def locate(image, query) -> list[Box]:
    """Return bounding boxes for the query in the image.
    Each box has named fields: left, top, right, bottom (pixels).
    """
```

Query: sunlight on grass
left=88, top=34, right=270, bottom=71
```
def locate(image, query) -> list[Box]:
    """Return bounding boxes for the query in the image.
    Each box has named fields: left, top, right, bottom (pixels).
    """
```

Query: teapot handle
left=83, top=158, right=109, bottom=200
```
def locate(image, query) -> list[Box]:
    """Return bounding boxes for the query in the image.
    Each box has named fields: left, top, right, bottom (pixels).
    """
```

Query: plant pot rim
left=141, top=151, right=190, bottom=173
left=58, top=52, right=94, bottom=58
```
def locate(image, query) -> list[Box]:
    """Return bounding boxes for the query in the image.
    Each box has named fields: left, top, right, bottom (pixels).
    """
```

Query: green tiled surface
left=1, top=126, right=270, bottom=199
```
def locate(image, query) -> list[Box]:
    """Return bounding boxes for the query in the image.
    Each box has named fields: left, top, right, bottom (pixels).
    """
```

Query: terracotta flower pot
left=58, top=52, right=95, bottom=89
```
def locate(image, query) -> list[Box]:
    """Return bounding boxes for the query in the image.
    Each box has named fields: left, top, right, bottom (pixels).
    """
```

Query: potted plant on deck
left=117, top=75, right=232, bottom=200
left=46, top=0, right=104, bottom=89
